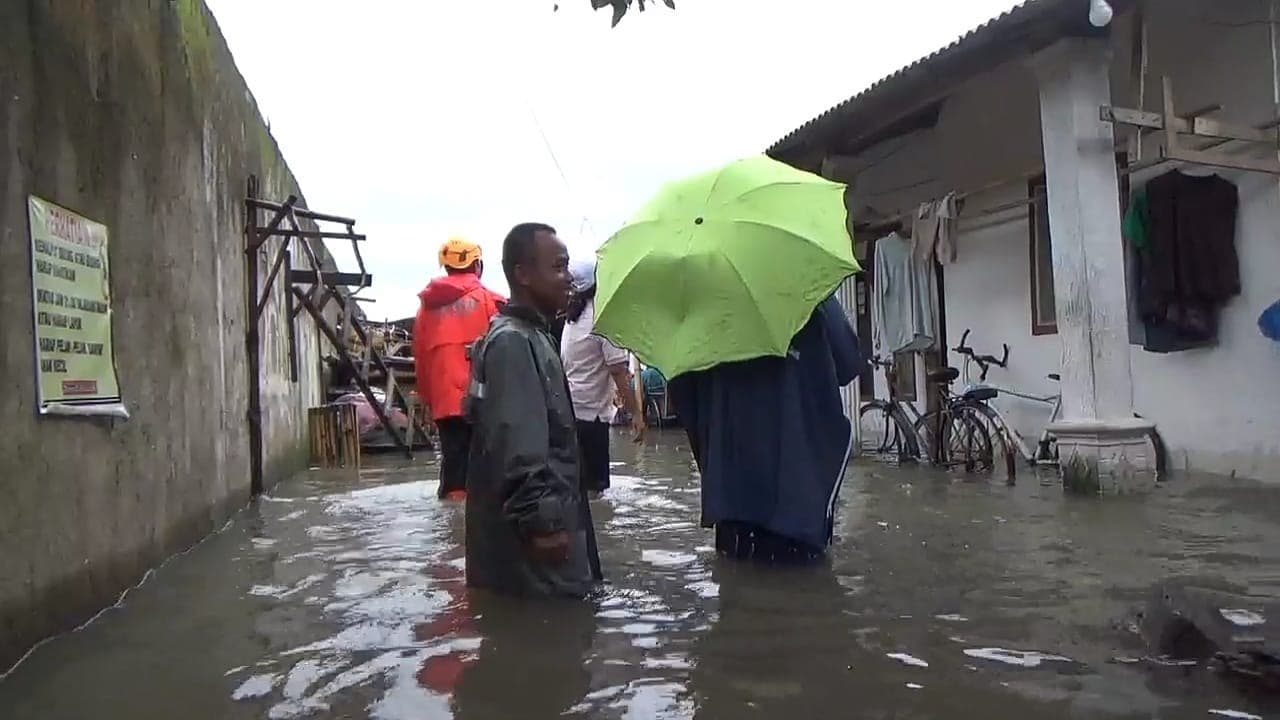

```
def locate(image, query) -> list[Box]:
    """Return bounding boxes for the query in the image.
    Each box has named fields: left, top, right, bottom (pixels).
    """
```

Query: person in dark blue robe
left=667, top=294, right=864, bottom=563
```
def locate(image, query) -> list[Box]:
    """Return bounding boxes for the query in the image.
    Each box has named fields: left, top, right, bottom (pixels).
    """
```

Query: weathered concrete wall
left=0, top=0, right=330, bottom=669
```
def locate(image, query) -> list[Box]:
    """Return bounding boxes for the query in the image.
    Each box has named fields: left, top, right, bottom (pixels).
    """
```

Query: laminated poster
left=27, top=195, right=129, bottom=419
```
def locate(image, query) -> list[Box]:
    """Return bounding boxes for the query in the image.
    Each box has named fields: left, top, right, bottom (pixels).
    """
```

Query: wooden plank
left=1163, top=145, right=1280, bottom=175
left=1102, top=106, right=1276, bottom=144
left=293, top=287, right=413, bottom=457
left=247, top=198, right=356, bottom=226
left=246, top=194, right=297, bottom=253
left=270, top=229, right=367, bottom=241
left=284, top=249, right=299, bottom=382
left=1124, top=116, right=1280, bottom=176
left=287, top=270, right=374, bottom=287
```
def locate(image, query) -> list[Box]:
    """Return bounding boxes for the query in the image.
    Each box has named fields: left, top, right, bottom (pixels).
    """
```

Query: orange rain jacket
left=413, top=274, right=504, bottom=421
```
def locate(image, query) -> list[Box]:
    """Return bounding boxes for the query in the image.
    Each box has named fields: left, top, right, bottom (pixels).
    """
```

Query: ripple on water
left=641, top=550, right=697, bottom=568
left=685, top=580, right=719, bottom=599
left=231, top=673, right=278, bottom=700
left=963, top=648, right=1073, bottom=667
left=886, top=653, right=929, bottom=668
left=1209, top=710, right=1264, bottom=720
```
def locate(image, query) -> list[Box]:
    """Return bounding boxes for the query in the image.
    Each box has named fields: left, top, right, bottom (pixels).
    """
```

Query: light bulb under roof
left=1088, top=0, right=1114, bottom=27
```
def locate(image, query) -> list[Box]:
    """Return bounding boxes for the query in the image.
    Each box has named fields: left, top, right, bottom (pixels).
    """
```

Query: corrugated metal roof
left=766, top=0, right=1116, bottom=160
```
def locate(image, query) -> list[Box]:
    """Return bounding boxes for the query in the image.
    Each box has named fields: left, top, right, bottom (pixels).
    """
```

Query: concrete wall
left=837, top=0, right=1280, bottom=478
left=0, top=0, right=330, bottom=669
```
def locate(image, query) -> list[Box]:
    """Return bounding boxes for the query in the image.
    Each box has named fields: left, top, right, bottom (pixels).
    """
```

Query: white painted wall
left=836, top=0, right=1280, bottom=478
left=1120, top=0, right=1280, bottom=476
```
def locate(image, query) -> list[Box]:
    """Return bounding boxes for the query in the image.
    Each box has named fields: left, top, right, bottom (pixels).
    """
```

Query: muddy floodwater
left=4, top=431, right=1280, bottom=719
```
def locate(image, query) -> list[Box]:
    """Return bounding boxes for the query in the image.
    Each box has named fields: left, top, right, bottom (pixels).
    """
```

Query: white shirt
left=560, top=298, right=630, bottom=423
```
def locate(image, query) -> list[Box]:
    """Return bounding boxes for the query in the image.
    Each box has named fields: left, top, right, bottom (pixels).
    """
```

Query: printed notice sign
left=27, top=196, right=128, bottom=418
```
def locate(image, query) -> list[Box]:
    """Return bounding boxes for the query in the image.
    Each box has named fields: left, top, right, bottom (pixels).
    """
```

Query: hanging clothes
left=1128, top=169, right=1240, bottom=353
left=871, top=231, right=936, bottom=357
left=912, top=191, right=959, bottom=265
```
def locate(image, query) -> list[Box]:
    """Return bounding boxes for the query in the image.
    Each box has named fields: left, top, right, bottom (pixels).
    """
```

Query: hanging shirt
left=1135, top=169, right=1240, bottom=352
left=912, top=191, right=959, bottom=265
left=560, top=298, right=629, bottom=423
left=871, top=231, right=936, bottom=357
left=1140, top=169, right=1240, bottom=316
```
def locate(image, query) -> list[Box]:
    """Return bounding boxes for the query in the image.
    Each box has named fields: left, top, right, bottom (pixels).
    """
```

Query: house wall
left=1117, top=0, right=1280, bottom=477
left=0, top=0, right=330, bottom=670
left=839, top=0, right=1280, bottom=478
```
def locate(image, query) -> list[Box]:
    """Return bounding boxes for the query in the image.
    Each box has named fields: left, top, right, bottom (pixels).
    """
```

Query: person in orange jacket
left=414, top=238, right=505, bottom=500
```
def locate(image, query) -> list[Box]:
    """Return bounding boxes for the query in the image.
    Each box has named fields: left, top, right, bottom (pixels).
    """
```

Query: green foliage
left=553, top=0, right=675, bottom=27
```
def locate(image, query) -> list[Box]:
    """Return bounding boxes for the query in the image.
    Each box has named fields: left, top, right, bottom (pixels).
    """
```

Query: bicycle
left=910, top=365, right=999, bottom=474
left=858, top=356, right=995, bottom=473
left=949, top=329, right=1169, bottom=482
left=857, top=356, right=921, bottom=463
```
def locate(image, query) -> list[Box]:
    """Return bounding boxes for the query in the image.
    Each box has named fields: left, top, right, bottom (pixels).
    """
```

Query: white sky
left=206, top=0, right=1022, bottom=320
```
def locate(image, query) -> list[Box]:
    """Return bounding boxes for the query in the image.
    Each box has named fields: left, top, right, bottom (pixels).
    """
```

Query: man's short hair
left=502, top=222, right=557, bottom=287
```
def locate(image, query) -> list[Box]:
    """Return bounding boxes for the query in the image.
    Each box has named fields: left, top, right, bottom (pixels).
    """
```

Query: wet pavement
left=4, top=430, right=1280, bottom=719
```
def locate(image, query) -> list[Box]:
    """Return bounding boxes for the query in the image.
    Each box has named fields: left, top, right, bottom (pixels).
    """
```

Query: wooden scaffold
left=243, top=177, right=429, bottom=489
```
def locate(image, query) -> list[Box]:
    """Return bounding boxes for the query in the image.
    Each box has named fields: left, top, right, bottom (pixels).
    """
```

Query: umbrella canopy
left=594, top=155, right=859, bottom=378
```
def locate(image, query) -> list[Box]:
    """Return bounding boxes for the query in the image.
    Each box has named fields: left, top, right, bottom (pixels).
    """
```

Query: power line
left=525, top=102, right=602, bottom=243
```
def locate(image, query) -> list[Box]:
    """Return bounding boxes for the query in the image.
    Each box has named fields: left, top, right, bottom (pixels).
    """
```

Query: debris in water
left=1219, top=609, right=1266, bottom=627
left=887, top=653, right=929, bottom=668
left=1208, top=710, right=1263, bottom=720
left=905, top=683, right=924, bottom=690
left=963, top=648, right=1072, bottom=667
left=935, top=614, right=969, bottom=622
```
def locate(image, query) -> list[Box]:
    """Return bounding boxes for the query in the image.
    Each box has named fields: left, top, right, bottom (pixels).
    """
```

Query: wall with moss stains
left=0, top=0, right=335, bottom=669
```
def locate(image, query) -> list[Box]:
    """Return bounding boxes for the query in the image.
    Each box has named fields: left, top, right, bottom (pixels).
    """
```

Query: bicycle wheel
left=914, top=407, right=993, bottom=472
left=948, top=406, right=994, bottom=473
left=912, top=411, right=944, bottom=465
left=859, top=401, right=919, bottom=462
left=959, top=401, right=1019, bottom=480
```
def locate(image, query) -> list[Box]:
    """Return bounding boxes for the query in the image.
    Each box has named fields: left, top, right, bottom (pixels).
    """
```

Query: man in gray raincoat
left=462, top=222, right=602, bottom=597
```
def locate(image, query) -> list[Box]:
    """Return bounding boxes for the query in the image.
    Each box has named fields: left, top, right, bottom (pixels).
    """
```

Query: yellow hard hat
left=439, top=237, right=482, bottom=270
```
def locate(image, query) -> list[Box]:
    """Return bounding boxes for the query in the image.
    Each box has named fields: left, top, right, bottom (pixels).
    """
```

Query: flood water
left=4, top=430, right=1280, bottom=719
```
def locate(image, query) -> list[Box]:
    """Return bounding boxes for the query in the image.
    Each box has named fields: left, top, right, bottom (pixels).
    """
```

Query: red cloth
left=413, top=273, right=504, bottom=421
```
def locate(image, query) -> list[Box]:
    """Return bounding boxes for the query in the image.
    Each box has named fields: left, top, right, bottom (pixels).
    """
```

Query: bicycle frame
left=958, top=353, right=1062, bottom=465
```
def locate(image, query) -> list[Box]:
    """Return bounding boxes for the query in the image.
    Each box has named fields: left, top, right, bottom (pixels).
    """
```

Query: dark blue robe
left=668, top=295, right=864, bottom=554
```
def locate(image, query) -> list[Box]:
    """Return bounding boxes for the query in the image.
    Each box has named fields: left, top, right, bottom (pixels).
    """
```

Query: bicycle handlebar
left=952, top=329, right=1009, bottom=381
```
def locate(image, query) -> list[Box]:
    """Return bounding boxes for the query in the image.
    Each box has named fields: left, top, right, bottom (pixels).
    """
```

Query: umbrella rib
left=716, top=251, right=777, bottom=354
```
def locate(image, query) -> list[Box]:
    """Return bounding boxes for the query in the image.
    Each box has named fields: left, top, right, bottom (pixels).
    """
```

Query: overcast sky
left=206, top=0, right=1021, bottom=320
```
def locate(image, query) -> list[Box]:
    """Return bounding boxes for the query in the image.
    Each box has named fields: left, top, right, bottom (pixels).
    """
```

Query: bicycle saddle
left=962, top=384, right=999, bottom=402
left=927, top=367, right=960, bottom=384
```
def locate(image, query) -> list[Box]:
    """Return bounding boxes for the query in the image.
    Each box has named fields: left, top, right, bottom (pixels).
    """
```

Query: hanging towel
left=911, top=191, right=959, bottom=265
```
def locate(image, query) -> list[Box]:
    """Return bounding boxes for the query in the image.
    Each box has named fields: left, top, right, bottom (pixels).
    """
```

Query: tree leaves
left=587, top=0, right=675, bottom=26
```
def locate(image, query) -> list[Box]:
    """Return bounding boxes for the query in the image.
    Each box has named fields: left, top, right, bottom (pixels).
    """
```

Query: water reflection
left=4, top=435, right=1280, bottom=719
left=453, top=595, right=594, bottom=719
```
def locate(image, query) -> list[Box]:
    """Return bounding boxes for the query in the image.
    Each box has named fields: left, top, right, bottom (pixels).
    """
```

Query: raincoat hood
left=419, top=273, right=485, bottom=309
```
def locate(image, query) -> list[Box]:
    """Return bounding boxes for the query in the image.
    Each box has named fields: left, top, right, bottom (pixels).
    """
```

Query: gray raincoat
left=463, top=303, right=602, bottom=597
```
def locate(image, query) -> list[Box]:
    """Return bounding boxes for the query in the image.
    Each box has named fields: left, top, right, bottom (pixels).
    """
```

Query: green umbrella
left=594, top=154, right=859, bottom=378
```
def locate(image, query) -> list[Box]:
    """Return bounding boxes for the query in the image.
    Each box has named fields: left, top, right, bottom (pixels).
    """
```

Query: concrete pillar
left=1031, top=37, right=1155, bottom=493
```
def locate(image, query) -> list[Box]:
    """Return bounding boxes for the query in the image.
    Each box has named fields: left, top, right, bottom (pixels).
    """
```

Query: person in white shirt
left=561, top=257, right=644, bottom=495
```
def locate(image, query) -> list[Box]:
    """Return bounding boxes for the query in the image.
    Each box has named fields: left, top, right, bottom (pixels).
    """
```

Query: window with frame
left=1027, top=154, right=1130, bottom=337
